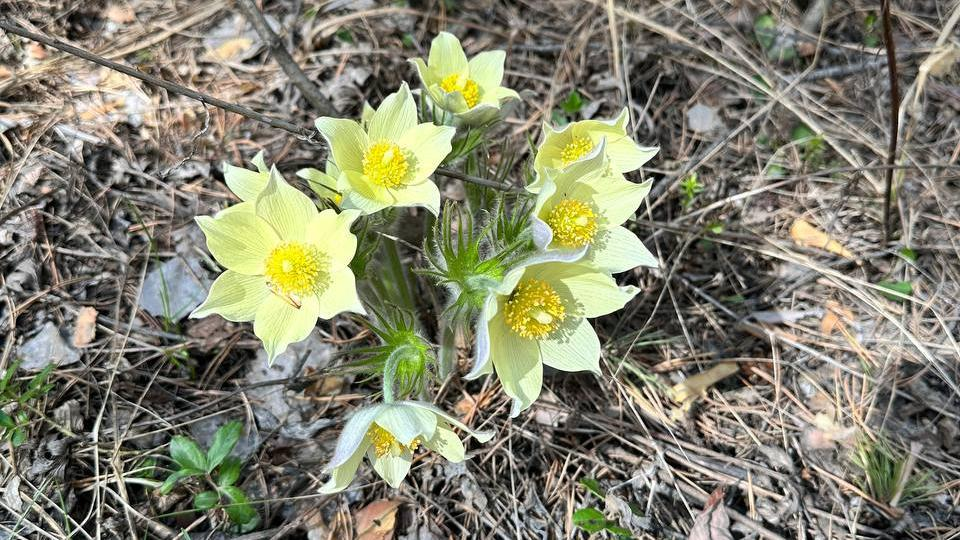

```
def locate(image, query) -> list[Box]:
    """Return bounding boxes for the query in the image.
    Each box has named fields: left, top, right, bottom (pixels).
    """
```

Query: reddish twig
left=880, top=0, right=900, bottom=245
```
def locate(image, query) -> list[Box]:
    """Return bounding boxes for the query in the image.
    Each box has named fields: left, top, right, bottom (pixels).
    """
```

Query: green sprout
left=679, top=172, right=704, bottom=209
left=0, top=360, right=54, bottom=447
left=159, top=421, right=259, bottom=531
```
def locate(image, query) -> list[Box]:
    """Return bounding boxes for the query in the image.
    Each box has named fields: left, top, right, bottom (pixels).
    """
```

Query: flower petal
left=223, top=160, right=269, bottom=202
left=370, top=449, right=412, bottom=488
left=587, top=225, right=657, bottom=273
left=423, top=424, right=466, bottom=462
left=191, top=271, right=268, bottom=321
left=489, top=313, right=542, bottom=417
left=253, top=293, right=320, bottom=364
left=369, top=83, right=418, bottom=143
left=390, top=178, right=441, bottom=215
left=398, top=401, right=494, bottom=443
left=310, top=209, right=359, bottom=269
left=428, top=32, right=468, bottom=76
left=327, top=405, right=385, bottom=469
left=314, top=117, right=368, bottom=173
left=316, top=268, right=364, bottom=318
left=398, top=123, right=456, bottom=180
left=529, top=263, right=638, bottom=318
left=296, top=167, right=340, bottom=201
left=255, top=167, right=318, bottom=242
left=467, top=50, right=505, bottom=90
left=531, top=216, right=553, bottom=251
left=466, top=296, right=497, bottom=380
left=318, top=436, right=367, bottom=493
left=196, top=213, right=278, bottom=275
left=376, top=402, right=438, bottom=444
left=592, top=177, right=651, bottom=227
left=541, top=318, right=601, bottom=373
left=340, top=170, right=391, bottom=215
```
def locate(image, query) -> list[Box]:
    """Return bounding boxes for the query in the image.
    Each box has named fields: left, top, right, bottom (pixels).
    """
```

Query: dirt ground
left=1, top=0, right=960, bottom=538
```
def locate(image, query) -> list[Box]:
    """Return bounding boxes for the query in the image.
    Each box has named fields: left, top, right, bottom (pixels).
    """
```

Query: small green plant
left=876, top=280, right=913, bottom=302
left=753, top=13, right=796, bottom=61
left=852, top=435, right=932, bottom=506
left=552, top=89, right=588, bottom=125
left=790, top=124, right=824, bottom=166
left=159, top=421, right=258, bottom=531
left=0, top=360, right=55, bottom=447
left=573, top=478, right=633, bottom=538
left=863, top=13, right=880, bottom=47
left=679, top=172, right=704, bottom=209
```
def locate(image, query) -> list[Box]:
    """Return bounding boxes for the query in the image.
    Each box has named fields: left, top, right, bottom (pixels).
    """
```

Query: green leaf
left=218, top=457, right=242, bottom=487
left=573, top=507, right=609, bottom=533
left=194, top=491, right=219, bottom=511
left=877, top=280, right=913, bottom=302
left=206, top=421, right=243, bottom=472
left=220, top=486, right=258, bottom=525
left=11, top=427, right=26, bottom=447
left=0, top=410, right=14, bottom=429
left=579, top=478, right=605, bottom=498
left=157, top=468, right=202, bottom=495
left=560, top=90, right=585, bottom=115
left=753, top=14, right=777, bottom=50
left=169, top=436, right=207, bottom=472
left=899, top=247, right=918, bottom=262
left=335, top=27, right=354, bottom=44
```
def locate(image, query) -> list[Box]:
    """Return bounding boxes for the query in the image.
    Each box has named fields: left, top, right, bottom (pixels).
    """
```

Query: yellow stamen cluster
left=559, top=135, right=594, bottom=165
left=363, top=141, right=410, bottom=188
left=440, top=74, right=481, bottom=108
left=504, top=279, right=566, bottom=339
left=368, top=423, right=422, bottom=458
left=264, top=242, right=330, bottom=298
left=545, top=199, right=599, bottom=248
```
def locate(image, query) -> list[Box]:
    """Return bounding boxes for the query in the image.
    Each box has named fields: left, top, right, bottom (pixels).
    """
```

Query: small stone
left=139, top=256, right=209, bottom=320
left=687, top=103, right=721, bottom=133
left=18, top=322, right=81, bottom=370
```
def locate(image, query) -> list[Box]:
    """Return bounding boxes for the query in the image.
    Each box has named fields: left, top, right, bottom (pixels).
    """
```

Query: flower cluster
left=190, top=32, right=657, bottom=493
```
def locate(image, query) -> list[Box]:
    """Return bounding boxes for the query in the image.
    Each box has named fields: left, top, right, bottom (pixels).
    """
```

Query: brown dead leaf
left=355, top=499, right=401, bottom=540
left=820, top=300, right=854, bottom=336
left=802, top=412, right=857, bottom=450
left=26, top=43, right=47, bottom=61
left=670, top=363, right=739, bottom=406
left=72, top=307, right=98, bottom=347
left=105, top=4, right=136, bottom=24
left=207, top=38, right=254, bottom=62
left=789, top=219, right=853, bottom=259
left=688, top=487, right=732, bottom=540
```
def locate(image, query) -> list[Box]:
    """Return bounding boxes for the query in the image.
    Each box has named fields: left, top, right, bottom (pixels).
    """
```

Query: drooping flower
left=467, top=256, right=639, bottom=416
left=409, top=32, right=519, bottom=125
left=191, top=169, right=365, bottom=363
left=531, top=142, right=657, bottom=273
left=319, top=400, right=493, bottom=493
left=314, top=83, right=455, bottom=216
left=528, top=108, right=658, bottom=192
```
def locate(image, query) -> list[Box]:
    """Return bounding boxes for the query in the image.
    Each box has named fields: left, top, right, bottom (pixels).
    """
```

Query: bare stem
left=881, top=0, right=900, bottom=245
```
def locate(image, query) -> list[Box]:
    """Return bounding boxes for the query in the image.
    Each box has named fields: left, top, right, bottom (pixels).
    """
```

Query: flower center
left=368, top=423, right=422, bottom=458
left=363, top=141, right=410, bottom=188
left=440, top=74, right=481, bottom=108
left=504, top=279, right=566, bottom=339
left=560, top=135, right=594, bottom=166
left=264, top=242, right=330, bottom=300
left=545, top=199, right=599, bottom=248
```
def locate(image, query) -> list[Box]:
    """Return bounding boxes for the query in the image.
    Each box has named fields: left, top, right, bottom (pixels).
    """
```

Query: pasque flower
left=319, top=400, right=493, bottom=492
left=409, top=32, right=519, bottom=125
left=528, top=108, right=658, bottom=192
left=531, top=142, right=657, bottom=273
left=314, top=83, right=455, bottom=215
left=191, top=170, right=364, bottom=363
left=467, top=256, right=639, bottom=416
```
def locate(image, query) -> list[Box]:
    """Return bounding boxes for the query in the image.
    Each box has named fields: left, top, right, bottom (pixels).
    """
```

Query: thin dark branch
left=235, top=0, right=334, bottom=116
left=0, top=19, right=509, bottom=192
left=0, top=19, right=316, bottom=141
left=881, top=0, right=900, bottom=245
